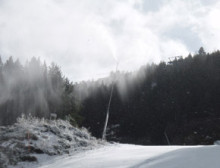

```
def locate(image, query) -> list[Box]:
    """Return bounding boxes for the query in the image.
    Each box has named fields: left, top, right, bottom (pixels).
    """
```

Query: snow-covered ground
left=2, top=116, right=220, bottom=168
left=35, top=144, right=220, bottom=168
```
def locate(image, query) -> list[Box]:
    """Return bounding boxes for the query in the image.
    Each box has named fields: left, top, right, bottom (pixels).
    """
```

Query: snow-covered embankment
left=0, top=116, right=105, bottom=168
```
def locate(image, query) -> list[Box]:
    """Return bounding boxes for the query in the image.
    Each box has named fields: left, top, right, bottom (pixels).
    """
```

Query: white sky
left=0, top=0, right=220, bottom=82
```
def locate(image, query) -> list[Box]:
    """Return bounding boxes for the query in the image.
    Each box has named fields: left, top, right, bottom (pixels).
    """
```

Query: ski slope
left=36, top=144, right=220, bottom=168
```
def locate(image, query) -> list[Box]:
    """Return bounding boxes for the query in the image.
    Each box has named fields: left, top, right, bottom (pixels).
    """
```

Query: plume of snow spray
left=97, top=24, right=119, bottom=140
left=111, top=42, right=118, bottom=62
left=102, top=61, right=118, bottom=140
left=97, top=23, right=118, bottom=62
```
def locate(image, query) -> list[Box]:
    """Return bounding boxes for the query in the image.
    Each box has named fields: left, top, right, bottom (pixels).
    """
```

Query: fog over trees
left=0, top=47, right=220, bottom=145
left=0, top=57, right=81, bottom=126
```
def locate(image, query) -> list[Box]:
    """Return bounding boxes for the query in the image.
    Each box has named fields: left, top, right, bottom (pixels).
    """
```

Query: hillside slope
left=0, top=116, right=104, bottom=168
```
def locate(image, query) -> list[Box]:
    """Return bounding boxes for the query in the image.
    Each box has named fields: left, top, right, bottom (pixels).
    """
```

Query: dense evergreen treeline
left=0, top=57, right=81, bottom=126
left=78, top=48, right=220, bottom=145
left=1, top=48, right=220, bottom=145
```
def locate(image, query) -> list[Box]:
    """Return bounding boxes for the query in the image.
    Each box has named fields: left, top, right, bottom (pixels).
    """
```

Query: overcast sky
left=0, top=0, right=220, bottom=82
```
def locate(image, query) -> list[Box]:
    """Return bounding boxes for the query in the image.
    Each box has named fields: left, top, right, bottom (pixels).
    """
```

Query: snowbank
left=133, top=145, right=220, bottom=168
left=0, top=116, right=105, bottom=168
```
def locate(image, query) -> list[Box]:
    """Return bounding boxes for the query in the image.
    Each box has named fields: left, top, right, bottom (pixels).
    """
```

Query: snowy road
left=35, top=144, right=220, bottom=168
